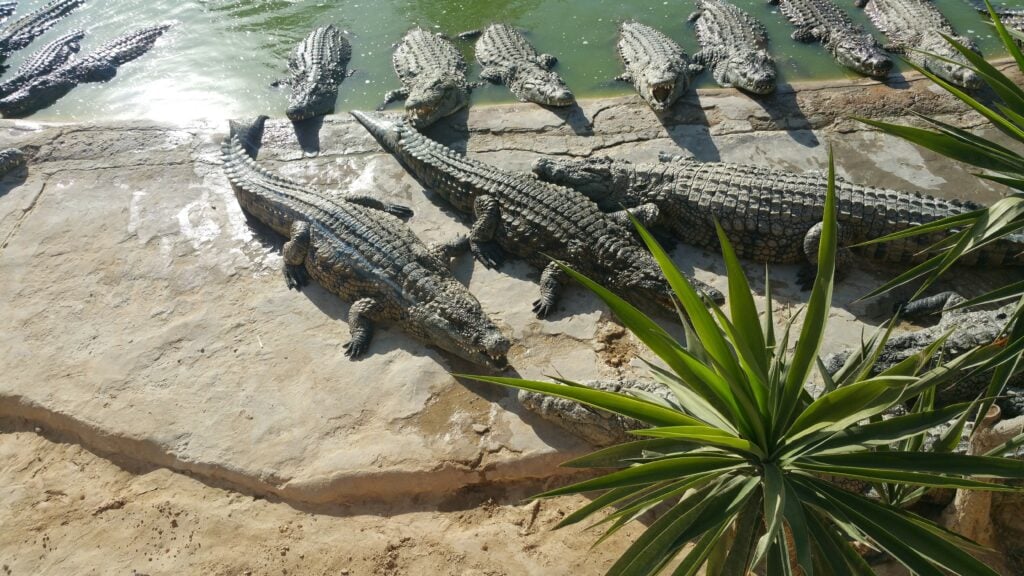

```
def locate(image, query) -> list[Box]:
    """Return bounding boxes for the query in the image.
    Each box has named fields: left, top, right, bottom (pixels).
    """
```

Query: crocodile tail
left=227, top=115, right=269, bottom=160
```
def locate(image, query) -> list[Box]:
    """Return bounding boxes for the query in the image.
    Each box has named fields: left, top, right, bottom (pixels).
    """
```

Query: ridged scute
left=389, top=27, right=470, bottom=127
left=0, top=29, right=83, bottom=98
left=617, top=21, right=692, bottom=111
left=221, top=117, right=509, bottom=367
left=0, top=0, right=84, bottom=60
left=532, top=155, right=1024, bottom=267
left=0, top=24, right=170, bottom=118
left=862, top=0, right=982, bottom=88
left=473, top=23, right=573, bottom=106
left=689, top=0, right=777, bottom=94
left=285, top=24, right=352, bottom=121
left=773, top=0, right=892, bottom=77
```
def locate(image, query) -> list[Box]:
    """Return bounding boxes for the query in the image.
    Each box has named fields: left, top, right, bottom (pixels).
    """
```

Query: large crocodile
left=0, top=0, right=84, bottom=65
left=278, top=24, right=352, bottom=121
left=379, top=27, right=473, bottom=128
left=824, top=292, right=1024, bottom=414
left=350, top=110, right=724, bottom=318
left=688, top=0, right=777, bottom=94
left=222, top=116, right=510, bottom=367
left=532, top=154, right=1024, bottom=288
left=0, top=24, right=170, bottom=118
left=463, top=23, right=574, bottom=107
left=615, top=21, right=697, bottom=112
left=769, top=0, right=892, bottom=77
left=857, top=0, right=981, bottom=89
left=0, top=29, right=82, bottom=99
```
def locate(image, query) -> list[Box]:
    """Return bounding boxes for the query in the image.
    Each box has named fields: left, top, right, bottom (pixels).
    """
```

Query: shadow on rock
left=0, top=165, right=29, bottom=197
left=749, top=84, right=820, bottom=148
left=291, top=115, right=326, bottom=157
left=546, top=102, right=593, bottom=136
left=657, top=93, right=721, bottom=161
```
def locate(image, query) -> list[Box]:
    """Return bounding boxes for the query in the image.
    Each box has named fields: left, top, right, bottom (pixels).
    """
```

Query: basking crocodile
left=857, top=0, right=981, bottom=89
left=824, top=292, right=1024, bottom=414
left=379, top=27, right=473, bottom=128
left=350, top=110, right=724, bottom=318
left=222, top=116, right=510, bottom=367
left=0, top=24, right=170, bottom=118
left=279, top=24, right=352, bottom=121
left=688, top=0, right=777, bottom=94
left=0, top=146, right=25, bottom=177
left=769, top=0, right=892, bottom=77
left=0, top=0, right=84, bottom=65
left=616, top=21, right=696, bottom=113
left=532, top=154, right=1024, bottom=288
left=463, top=23, right=574, bottom=107
left=0, top=29, right=82, bottom=98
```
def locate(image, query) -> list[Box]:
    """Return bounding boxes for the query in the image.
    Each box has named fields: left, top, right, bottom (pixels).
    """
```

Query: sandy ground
left=0, top=425, right=651, bottom=575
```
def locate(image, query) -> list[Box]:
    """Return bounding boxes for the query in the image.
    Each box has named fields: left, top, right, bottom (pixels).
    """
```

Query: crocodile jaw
left=833, top=35, right=892, bottom=78
left=724, top=51, right=777, bottom=95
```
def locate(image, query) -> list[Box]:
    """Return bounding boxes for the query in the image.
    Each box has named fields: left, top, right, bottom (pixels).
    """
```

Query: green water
left=4, top=0, right=1021, bottom=122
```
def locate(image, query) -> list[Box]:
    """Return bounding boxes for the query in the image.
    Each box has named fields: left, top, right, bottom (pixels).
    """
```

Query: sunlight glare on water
left=1, top=0, right=1019, bottom=122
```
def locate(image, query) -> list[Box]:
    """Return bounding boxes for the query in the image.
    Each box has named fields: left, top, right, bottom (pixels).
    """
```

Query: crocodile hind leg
left=609, top=203, right=661, bottom=230
left=343, top=297, right=383, bottom=358
left=283, top=220, right=311, bottom=290
left=429, top=235, right=470, bottom=270
left=533, top=261, right=568, bottom=318
left=798, top=222, right=854, bottom=290
left=895, top=291, right=966, bottom=319
left=470, top=194, right=505, bottom=269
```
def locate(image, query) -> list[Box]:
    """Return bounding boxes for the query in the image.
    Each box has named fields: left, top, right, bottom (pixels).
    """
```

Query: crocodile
left=378, top=27, right=473, bottom=128
left=0, top=0, right=84, bottom=65
left=769, top=0, right=892, bottom=77
left=823, top=292, right=1024, bottom=415
left=350, top=110, right=724, bottom=319
left=532, top=154, right=1024, bottom=288
left=857, top=0, right=982, bottom=89
left=615, top=21, right=697, bottom=113
left=0, top=24, right=170, bottom=118
left=0, top=2, right=15, bottom=27
left=463, top=23, right=574, bottom=107
left=0, top=146, right=25, bottom=177
left=0, top=29, right=82, bottom=99
left=222, top=116, right=510, bottom=367
left=964, top=0, right=1024, bottom=44
left=687, top=0, right=778, bottom=94
left=278, top=24, right=353, bottom=121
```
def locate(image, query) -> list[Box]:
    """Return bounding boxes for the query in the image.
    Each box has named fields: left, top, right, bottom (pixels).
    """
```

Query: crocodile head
left=918, top=36, right=982, bottom=90
left=405, top=72, right=468, bottom=127
left=511, top=67, right=575, bottom=106
left=638, top=62, right=687, bottom=111
left=532, top=156, right=629, bottom=204
left=720, top=50, right=777, bottom=95
left=408, top=281, right=511, bottom=368
left=286, top=81, right=337, bottom=121
left=832, top=34, right=893, bottom=78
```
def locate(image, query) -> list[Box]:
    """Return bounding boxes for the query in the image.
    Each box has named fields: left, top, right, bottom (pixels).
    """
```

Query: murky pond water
left=2, top=0, right=1020, bottom=122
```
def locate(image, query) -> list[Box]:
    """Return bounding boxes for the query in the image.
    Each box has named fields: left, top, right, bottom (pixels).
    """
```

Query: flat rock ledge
left=0, top=65, right=1017, bottom=505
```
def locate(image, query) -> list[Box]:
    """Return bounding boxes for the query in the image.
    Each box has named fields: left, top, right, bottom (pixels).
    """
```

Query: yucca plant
left=853, top=0, right=1024, bottom=432
left=464, top=155, right=1024, bottom=575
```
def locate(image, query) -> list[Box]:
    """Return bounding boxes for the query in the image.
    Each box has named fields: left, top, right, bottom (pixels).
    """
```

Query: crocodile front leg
left=470, top=194, right=505, bottom=269
left=377, top=87, right=409, bottom=110
left=537, top=53, right=557, bottom=70
left=799, top=221, right=854, bottom=290
left=344, top=297, right=383, bottom=358
left=429, top=235, right=470, bottom=270
left=609, top=203, right=661, bottom=230
left=533, top=261, right=568, bottom=318
left=283, top=220, right=311, bottom=290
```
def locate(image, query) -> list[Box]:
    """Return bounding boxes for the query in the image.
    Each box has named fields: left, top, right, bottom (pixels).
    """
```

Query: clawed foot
left=343, top=338, right=369, bottom=359
left=797, top=265, right=817, bottom=291
left=532, top=298, right=555, bottom=318
left=471, top=241, right=505, bottom=269
left=284, top=264, right=309, bottom=291
left=384, top=203, right=414, bottom=219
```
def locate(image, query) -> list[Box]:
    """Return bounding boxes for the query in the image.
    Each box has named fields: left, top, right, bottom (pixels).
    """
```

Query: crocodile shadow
left=747, top=84, right=820, bottom=148
left=291, top=114, right=325, bottom=157
left=544, top=102, right=593, bottom=136
left=0, top=165, right=28, bottom=197
left=657, top=93, right=721, bottom=161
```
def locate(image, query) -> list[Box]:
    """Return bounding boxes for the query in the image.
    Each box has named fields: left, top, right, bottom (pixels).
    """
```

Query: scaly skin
left=858, top=0, right=981, bottom=89
left=0, top=24, right=170, bottom=118
left=688, top=0, right=777, bottom=94
left=0, top=146, right=25, bottom=177
left=350, top=110, right=724, bottom=319
left=282, top=25, right=352, bottom=121
left=0, top=2, right=16, bottom=27
left=472, top=23, right=573, bottom=107
left=0, top=0, right=83, bottom=64
left=221, top=116, right=510, bottom=368
left=380, top=28, right=472, bottom=127
left=963, top=0, right=1024, bottom=46
left=769, top=0, right=892, bottom=77
left=616, top=21, right=697, bottom=112
left=532, top=155, right=1024, bottom=286
left=824, top=292, right=1024, bottom=414
left=0, top=29, right=82, bottom=98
